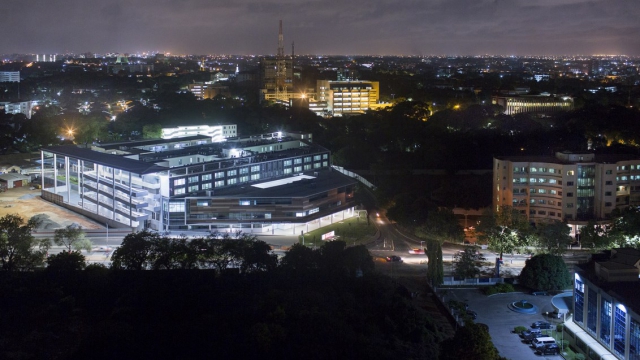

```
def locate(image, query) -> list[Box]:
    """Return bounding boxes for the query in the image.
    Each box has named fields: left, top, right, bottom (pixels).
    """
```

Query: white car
left=92, top=246, right=113, bottom=252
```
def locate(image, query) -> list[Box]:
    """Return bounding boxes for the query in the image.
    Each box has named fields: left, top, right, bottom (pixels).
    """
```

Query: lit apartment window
left=284, top=168, right=292, bottom=174
left=188, top=185, right=198, bottom=192
left=239, top=176, right=248, bottom=183
left=215, top=180, right=224, bottom=187
left=202, top=174, right=212, bottom=181
left=175, top=188, right=185, bottom=195
left=228, top=178, right=237, bottom=185
left=567, top=170, right=575, bottom=176
left=202, top=183, right=212, bottom=190
left=197, top=201, right=209, bottom=206
left=215, top=172, right=224, bottom=179
left=251, top=165, right=260, bottom=172
left=189, top=176, right=199, bottom=183
left=250, top=174, right=260, bottom=181
left=227, top=170, right=237, bottom=176
left=174, top=179, right=186, bottom=186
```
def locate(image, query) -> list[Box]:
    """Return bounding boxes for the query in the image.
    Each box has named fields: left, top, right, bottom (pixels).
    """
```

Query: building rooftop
left=41, top=145, right=170, bottom=175
left=495, top=153, right=640, bottom=164
left=198, top=169, right=356, bottom=199
left=576, top=250, right=640, bottom=316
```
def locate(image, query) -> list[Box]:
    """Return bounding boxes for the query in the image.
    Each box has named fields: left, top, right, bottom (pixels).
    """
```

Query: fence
left=441, top=277, right=517, bottom=286
left=331, top=165, right=376, bottom=189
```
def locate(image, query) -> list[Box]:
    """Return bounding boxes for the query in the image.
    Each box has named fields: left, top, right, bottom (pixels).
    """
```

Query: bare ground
left=0, top=186, right=100, bottom=230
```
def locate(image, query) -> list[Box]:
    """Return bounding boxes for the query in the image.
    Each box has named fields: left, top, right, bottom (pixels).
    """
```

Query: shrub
left=558, top=340, right=569, bottom=350
left=575, top=353, right=586, bottom=360
left=514, top=326, right=527, bottom=334
left=556, top=324, right=564, bottom=332
left=481, top=282, right=515, bottom=295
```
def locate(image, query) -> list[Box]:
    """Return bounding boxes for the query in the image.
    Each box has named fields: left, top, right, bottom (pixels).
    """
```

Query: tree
left=579, top=220, right=614, bottom=251
left=111, top=230, right=159, bottom=270
left=477, top=206, right=532, bottom=259
left=0, top=214, right=50, bottom=271
left=142, top=123, right=162, bottom=139
left=519, top=254, right=572, bottom=291
left=54, top=224, right=92, bottom=252
left=280, top=243, right=319, bottom=271
left=453, top=247, right=485, bottom=278
left=534, top=220, right=572, bottom=255
left=419, top=208, right=464, bottom=243
left=343, top=245, right=375, bottom=277
left=425, top=239, right=443, bottom=286
left=46, top=251, right=86, bottom=271
left=440, top=321, right=506, bottom=360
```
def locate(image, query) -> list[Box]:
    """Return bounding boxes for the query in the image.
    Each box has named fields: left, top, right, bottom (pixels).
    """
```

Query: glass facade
left=575, top=278, right=584, bottom=324
left=631, top=319, right=640, bottom=360
left=587, top=288, right=598, bottom=336
left=601, top=299, right=612, bottom=347
left=614, top=305, right=627, bottom=357
left=576, top=165, right=595, bottom=220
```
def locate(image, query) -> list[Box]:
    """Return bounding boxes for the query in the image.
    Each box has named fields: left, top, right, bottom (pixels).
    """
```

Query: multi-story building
left=39, top=131, right=357, bottom=234
left=161, top=125, right=237, bottom=142
left=569, top=248, right=640, bottom=360
left=0, top=71, right=20, bottom=82
left=315, top=80, right=380, bottom=117
left=492, top=94, right=573, bottom=116
left=187, top=83, right=231, bottom=100
left=493, top=152, right=640, bottom=233
left=0, top=101, right=36, bottom=119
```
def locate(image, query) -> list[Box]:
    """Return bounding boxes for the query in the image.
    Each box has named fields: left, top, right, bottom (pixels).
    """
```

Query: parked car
left=386, top=255, right=403, bottom=262
left=531, top=336, right=556, bottom=349
left=523, top=332, right=545, bottom=343
left=409, top=248, right=425, bottom=254
left=531, top=321, right=552, bottom=329
left=536, top=343, right=560, bottom=355
left=520, top=328, right=542, bottom=338
left=531, top=291, right=548, bottom=296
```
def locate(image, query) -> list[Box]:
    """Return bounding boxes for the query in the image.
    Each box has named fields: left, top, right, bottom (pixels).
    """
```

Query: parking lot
left=444, top=289, right=564, bottom=359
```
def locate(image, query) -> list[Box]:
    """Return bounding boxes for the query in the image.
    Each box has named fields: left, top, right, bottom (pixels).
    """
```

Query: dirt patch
left=0, top=187, right=100, bottom=230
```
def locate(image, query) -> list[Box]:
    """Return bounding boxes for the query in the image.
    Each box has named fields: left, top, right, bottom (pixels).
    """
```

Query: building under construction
left=259, top=21, right=295, bottom=104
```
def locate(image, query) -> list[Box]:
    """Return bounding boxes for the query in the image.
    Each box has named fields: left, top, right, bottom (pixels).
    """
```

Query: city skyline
left=1, top=0, right=639, bottom=56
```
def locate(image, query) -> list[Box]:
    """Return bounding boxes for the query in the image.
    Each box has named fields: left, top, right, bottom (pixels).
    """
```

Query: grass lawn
left=299, top=214, right=377, bottom=247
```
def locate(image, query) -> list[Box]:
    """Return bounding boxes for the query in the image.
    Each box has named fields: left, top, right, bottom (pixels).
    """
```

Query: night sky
left=2, top=0, right=639, bottom=56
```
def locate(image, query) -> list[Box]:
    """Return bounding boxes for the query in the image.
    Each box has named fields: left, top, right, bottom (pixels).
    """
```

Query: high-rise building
left=494, top=152, right=640, bottom=234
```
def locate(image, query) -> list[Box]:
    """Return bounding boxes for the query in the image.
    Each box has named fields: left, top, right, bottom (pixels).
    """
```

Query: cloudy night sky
left=2, top=0, right=639, bottom=56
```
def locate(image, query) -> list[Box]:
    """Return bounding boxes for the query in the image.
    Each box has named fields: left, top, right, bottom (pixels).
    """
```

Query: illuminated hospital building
left=39, top=131, right=358, bottom=234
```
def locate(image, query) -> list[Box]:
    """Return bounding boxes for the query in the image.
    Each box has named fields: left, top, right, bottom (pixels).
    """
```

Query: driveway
left=445, top=289, right=564, bottom=360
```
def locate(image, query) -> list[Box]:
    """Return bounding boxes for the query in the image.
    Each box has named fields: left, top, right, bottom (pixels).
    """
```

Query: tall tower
left=275, top=20, right=287, bottom=102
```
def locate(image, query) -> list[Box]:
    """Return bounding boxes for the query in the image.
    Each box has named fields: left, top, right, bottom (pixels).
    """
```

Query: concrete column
left=129, top=172, right=132, bottom=226
left=53, top=154, right=57, bottom=194
left=65, top=156, right=70, bottom=202
left=40, top=151, right=44, bottom=191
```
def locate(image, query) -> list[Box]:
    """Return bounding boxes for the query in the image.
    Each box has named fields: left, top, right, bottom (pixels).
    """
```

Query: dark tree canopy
left=519, top=254, right=572, bottom=291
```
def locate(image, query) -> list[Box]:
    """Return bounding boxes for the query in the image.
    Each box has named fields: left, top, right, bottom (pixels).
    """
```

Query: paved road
left=445, top=289, right=565, bottom=360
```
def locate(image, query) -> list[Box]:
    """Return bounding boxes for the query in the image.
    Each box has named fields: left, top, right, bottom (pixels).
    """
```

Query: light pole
left=106, top=223, right=109, bottom=247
